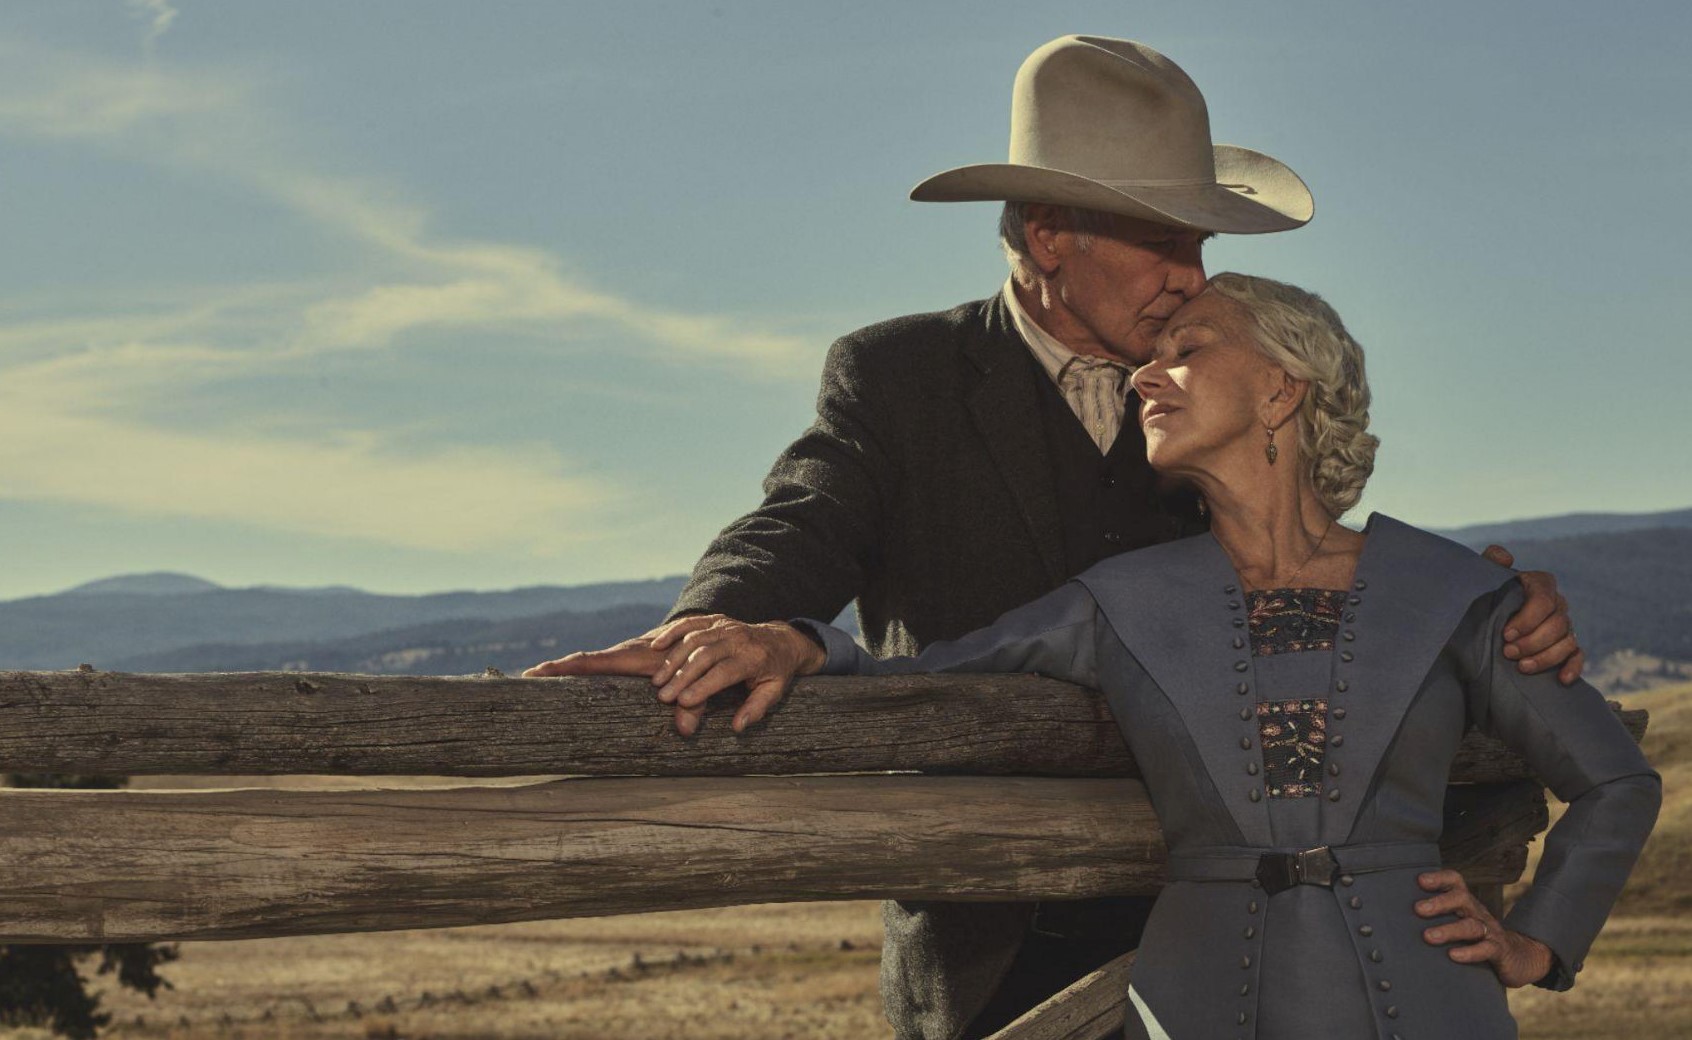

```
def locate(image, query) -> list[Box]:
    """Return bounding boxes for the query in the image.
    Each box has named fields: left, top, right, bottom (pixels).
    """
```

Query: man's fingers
left=673, top=703, right=706, bottom=737
left=1559, top=647, right=1587, bottom=685
left=1481, top=544, right=1515, bottom=569
left=1519, top=633, right=1580, bottom=676
left=650, top=615, right=723, bottom=650
left=671, top=660, right=750, bottom=709
left=732, top=677, right=790, bottom=733
left=1503, top=571, right=1558, bottom=642
left=655, top=634, right=726, bottom=689
left=1508, top=608, right=1571, bottom=659
left=523, top=646, right=664, bottom=677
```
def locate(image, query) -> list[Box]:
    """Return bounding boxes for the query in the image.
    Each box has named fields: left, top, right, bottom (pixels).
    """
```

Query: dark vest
left=1028, top=355, right=1201, bottom=578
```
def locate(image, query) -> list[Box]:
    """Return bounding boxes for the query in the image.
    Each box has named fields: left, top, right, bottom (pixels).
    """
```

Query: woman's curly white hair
left=1202, top=273, right=1379, bottom=518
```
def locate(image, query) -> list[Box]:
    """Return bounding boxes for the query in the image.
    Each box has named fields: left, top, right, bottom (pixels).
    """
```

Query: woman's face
left=1130, top=291, right=1288, bottom=479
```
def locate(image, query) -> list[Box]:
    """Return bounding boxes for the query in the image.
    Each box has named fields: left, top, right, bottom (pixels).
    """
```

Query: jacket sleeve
left=792, top=579, right=1103, bottom=689
left=667, top=331, right=895, bottom=625
left=1460, top=580, right=1662, bottom=991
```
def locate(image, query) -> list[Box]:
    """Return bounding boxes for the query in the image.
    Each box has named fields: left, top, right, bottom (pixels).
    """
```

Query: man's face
left=1044, top=214, right=1209, bottom=364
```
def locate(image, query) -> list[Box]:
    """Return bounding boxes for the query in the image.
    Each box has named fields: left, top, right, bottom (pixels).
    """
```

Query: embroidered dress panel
left=1249, top=588, right=1346, bottom=799
left=1248, top=588, right=1347, bottom=656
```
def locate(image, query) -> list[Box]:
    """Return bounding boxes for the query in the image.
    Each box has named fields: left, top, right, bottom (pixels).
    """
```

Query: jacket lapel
left=963, top=293, right=1067, bottom=586
left=1317, top=514, right=1516, bottom=844
left=1077, top=534, right=1274, bottom=845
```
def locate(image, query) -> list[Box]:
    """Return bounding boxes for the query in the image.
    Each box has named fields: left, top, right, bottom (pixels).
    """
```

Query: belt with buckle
left=1166, top=841, right=1441, bottom=896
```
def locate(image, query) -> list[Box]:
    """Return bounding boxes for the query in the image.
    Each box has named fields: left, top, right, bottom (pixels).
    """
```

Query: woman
left=636, top=274, right=1661, bottom=1039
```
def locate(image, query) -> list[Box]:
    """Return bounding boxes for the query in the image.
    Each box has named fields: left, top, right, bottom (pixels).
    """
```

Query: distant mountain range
left=3, top=506, right=1686, bottom=675
left=0, top=575, right=690, bottom=672
left=1434, top=506, right=1692, bottom=549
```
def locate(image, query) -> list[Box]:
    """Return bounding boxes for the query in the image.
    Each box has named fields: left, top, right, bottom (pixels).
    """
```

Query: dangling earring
left=1196, top=496, right=1209, bottom=519
left=1265, top=426, right=1279, bottom=465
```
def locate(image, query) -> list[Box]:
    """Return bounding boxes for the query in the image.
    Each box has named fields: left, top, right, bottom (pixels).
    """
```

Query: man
left=529, top=35, right=1581, bottom=1039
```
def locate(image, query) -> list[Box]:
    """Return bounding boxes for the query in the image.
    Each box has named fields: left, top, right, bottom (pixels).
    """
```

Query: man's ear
left=1023, top=203, right=1067, bottom=276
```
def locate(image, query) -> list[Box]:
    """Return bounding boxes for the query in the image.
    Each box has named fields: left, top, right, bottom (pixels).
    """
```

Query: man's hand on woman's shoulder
left=1480, top=545, right=1584, bottom=685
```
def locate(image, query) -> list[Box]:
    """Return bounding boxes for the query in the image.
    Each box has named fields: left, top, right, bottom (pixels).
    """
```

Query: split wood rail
left=0, top=668, right=1649, bottom=1039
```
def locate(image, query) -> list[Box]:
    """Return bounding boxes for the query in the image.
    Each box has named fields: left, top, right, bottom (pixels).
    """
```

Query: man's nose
left=1167, top=241, right=1206, bottom=296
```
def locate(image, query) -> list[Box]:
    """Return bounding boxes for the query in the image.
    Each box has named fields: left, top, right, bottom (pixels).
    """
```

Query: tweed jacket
left=798, top=515, right=1662, bottom=1040
left=671, top=293, right=1200, bottom=1038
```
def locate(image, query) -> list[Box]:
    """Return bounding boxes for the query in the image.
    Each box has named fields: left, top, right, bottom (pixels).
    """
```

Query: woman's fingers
left=1426, top=915, right=1491, bottom=945
left=1414, top=888, right=1473, bottom=919
left=1445, top=934, right=1503, bottom=964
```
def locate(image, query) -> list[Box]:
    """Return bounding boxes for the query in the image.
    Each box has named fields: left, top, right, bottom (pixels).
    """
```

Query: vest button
left=1100, top=474, right=1118, bottom=488
left=1103, top=531, right=1123, bottom=545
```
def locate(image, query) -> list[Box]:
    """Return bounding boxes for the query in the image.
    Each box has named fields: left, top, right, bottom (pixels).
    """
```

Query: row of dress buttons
left=1223, top=583, right=1263, bottom=803
left=1337, top=872, right=1405, bottom=1035
left=1235, top=893, right=1263, bottom=1034
left=1323, top=578, right=1368, bottom=803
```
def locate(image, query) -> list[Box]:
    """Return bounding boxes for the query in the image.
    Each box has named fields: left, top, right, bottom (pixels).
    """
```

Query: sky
left=0, top=0, right=1688, bottom=599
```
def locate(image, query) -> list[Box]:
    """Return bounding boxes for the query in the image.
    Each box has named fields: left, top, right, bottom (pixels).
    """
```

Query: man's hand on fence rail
left=649, top=616, right=827, bottom=735
left=522, top=625, right=678, bottom=678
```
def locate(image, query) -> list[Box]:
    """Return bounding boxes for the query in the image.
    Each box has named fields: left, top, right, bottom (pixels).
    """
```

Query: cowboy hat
left=911, top=35, right=1313, bottom=234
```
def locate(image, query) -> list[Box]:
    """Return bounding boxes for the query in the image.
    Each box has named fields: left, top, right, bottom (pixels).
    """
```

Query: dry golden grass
left=80, top=903, right=889, bottom=1040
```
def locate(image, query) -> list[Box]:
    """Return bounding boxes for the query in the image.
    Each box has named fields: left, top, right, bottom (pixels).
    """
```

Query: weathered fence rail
left=0, top=669, right=1646, bottom=952
left=0, top=670, right=1646, bottom=780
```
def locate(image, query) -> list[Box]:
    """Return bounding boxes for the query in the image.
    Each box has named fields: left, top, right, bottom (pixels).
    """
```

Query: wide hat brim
left=910, top=144, right=1313, bottom=235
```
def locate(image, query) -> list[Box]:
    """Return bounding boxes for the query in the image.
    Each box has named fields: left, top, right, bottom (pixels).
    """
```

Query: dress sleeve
left=1459, top=580, right=1662, bottom=991
left=792, top=579, right=1103, bottom=690
left=666, top=332, right=894, bottom=625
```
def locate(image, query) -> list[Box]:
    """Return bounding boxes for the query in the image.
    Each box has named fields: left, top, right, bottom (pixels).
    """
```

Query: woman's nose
left=1130, top=359, right=1166, bottom=396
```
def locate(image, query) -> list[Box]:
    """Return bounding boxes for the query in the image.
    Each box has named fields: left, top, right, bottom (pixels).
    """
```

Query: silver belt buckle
left=1295, top=845, right=1336, bottom=887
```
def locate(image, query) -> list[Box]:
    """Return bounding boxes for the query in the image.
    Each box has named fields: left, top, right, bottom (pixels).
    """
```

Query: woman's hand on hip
left=1414, top=869, right=1554, bottom=987
left=645, top=615, right=827, bottom=735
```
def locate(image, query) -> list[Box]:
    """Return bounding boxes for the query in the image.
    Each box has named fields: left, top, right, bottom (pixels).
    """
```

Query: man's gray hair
left=998, top=201, right=1114, bottom=287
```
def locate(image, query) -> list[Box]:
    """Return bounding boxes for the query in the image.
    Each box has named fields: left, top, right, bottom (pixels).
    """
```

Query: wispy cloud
left=0, top=28, right=806, bottom=554
left=124, top=0, right=178, bottom=58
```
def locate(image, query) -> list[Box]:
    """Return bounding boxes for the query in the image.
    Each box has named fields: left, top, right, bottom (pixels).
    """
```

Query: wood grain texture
left=0, top=670, right=1648, bottom=780
left=0, top=776, right=1543, bottom=945
left=988, top=951, right=1136, bottom=1040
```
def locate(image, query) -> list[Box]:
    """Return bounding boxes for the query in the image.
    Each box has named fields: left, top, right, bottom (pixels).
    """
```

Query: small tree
left=0, top=773, right=180, bottom=1040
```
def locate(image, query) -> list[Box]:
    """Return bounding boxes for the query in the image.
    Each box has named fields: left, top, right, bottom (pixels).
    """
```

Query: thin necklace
left=1241, top=518, right=1337, bottom=592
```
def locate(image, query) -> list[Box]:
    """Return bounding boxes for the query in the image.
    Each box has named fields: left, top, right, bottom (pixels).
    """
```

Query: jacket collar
left=1075, top=514, right=1514, bottom=846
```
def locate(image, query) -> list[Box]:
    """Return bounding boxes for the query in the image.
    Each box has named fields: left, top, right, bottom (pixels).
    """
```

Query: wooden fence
left=0, top=668, right=1649, bottom=1039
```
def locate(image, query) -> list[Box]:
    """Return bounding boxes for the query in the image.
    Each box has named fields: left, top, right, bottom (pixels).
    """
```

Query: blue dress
left=797, top=514, right=1661, bottom=1040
